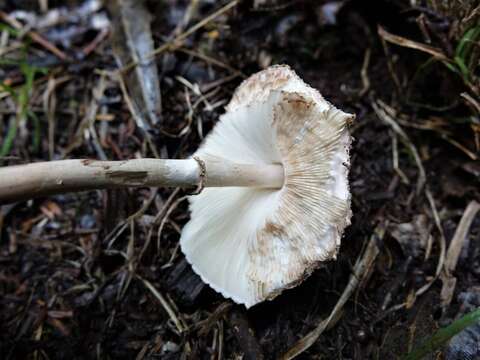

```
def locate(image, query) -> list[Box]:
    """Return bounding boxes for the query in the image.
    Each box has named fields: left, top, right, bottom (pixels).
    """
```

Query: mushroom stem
left=0, top=159, right=284, bottom=204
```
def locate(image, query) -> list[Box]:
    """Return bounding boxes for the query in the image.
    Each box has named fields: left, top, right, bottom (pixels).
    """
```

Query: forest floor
left=1, top=0, right=480, bottom=359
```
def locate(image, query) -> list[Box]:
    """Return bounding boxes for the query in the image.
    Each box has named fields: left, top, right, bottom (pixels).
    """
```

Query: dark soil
left=1, top=0, right=479, bottom=359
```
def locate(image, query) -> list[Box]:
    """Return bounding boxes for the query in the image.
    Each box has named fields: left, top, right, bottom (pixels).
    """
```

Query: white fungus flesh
left=180, top=65, right=353, bottom=308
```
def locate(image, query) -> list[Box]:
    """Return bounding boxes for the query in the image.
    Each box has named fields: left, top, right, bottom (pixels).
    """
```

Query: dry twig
left=281, top=223, right=385, bottom=359
left=378, top=26, right=449, bottom=61
left=0, top=10, right=69, bottom=60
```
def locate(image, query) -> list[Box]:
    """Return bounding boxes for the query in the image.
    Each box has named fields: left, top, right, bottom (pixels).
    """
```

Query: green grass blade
left=403, top=307, right=480, bottom=360
left=454, top=55, right=470, bottom=80
left=455, top=26, right=480, bottom=59
left=442, top=60, right=460, bottom=75
left=0, top=29, right=48, bottom=159
left=0, top=23, right=19, bottom=36
left=0, top=116, right=18, bottom=157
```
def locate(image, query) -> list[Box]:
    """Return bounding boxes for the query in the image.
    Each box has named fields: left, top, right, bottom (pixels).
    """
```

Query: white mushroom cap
left=180, top=65, right=353, bottom=307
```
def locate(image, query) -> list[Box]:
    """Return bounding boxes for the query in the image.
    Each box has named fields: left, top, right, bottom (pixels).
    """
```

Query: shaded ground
left=1, top=0, right=479, bottom=359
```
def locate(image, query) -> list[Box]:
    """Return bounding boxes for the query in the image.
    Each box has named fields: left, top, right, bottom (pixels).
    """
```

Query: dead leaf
left=444, top=201, right=480, bottom=274
left=106, top=0, right=162, bottom=130
left=441, top=201, right=480, bottom=308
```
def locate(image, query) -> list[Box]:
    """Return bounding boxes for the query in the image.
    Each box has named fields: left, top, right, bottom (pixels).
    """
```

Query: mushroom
left=180, top=65, right=353, bottom=307
left=0, top=65, right=353, bottom=307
